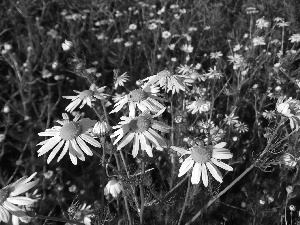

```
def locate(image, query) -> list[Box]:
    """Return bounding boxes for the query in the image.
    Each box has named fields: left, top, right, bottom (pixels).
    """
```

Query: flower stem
left=178, top=176, right=191, bottom=225
left=33, top=214, right=85, bottom=225
left=139, top=159, right=145, bottom=224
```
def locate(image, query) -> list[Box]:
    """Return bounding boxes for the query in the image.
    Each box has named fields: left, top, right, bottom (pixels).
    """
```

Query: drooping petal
left=47, top=140, right=65, bottom=164
left=178, top=156, right=194, bottom=177
left=117, top=132, right=135, bottom=150
left=70, top=139, right=85, bottom=161
left=76, top=137, right=93, bottom=156
left=201, top=164, right=208, bottom=187
left=191, top=163, right=201, bottom=184
left=206, top=162, right=223, bottom=183
left=211, top=158, right=233, bottom=171
left=37, top=136, right=61, bottom=155
left=80, top=134, right=101, bottom=147
left=57, top=140, right=69, bottom=162
left=132, top=133, right=140, bottom=158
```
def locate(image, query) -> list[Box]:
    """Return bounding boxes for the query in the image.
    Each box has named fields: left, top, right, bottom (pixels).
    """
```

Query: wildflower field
left=2, top=0, right=300, bottom=224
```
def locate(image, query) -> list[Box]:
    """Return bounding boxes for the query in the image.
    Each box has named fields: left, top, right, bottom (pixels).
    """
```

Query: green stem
left=178, top=176, right=191, bottom=225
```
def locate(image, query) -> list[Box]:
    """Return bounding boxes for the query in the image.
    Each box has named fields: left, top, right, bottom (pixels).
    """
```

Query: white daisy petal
left=178, top=156, right=194, bottom=177
left=47, top=140, right=65, bottom=164
left=201, top=164, right=209, bottom=187
left=57, top=140, right=69, bottom=162
left=37, top=136, right=61, bottom=155
left=191, top=163, right=201, bottom=184
left=206, top=162, right=223, bottom=183
left=211, top=158, right=233, bottom=171
left=76, top=137, right=93, bottom=156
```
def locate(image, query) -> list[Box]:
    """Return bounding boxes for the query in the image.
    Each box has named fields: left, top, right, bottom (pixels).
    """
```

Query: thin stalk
left=139, top=159, right=145, bottom=224
left=33, top=215, right=84, bottom=225
left=178, top=176, right=191, bottom=225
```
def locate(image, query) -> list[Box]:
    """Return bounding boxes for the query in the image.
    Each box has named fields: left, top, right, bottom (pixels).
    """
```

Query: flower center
left=128, top=117, right=151, bottom=133
left=128, top=89, right=148, bottom=102
left=195, top=99, right=206, bottom=107
left=190, top=145, right=212, bottom=164
left=78, top=90, right=94, bottom=100
left=0, top=188, right=10, bottom=204
left=157, top=70, right=172, bottom=77
left=60, top=121, right=82, bottom=140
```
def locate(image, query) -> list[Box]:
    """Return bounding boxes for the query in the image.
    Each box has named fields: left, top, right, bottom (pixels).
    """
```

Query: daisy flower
left=63, top=84, right=107, bottom=112
left=0, top=172, right=39, bottom=223
left=114, top=72, right=129, bottom=89
left=37, top=113, right=100, bottom=165
left=234, top=122, right=249, bottom=133
left=205, top=66, right=223, bottom=79
left=186, top=99, right=211, bottom=114
left=210, top=51, right=223, bottom=59
left=68, top=202, right=93, bottom=225
left=110, top=87, right=165, bottom=117
left=171, top=141, right=233, bottom=186
left=224, top=112, right=239, bottom=125
left=276, top=96, right=300, bottom=130
left=289, top=34, right=300, bottom=43
left=62, top=39, right=73, bottom=51
left=252, top=37, right=266, bottom=46
left=111, top=109, right=170, bottom=157
left=143, top=70, right=187, bottom=94
left=104, top=179, right=123, bottom=198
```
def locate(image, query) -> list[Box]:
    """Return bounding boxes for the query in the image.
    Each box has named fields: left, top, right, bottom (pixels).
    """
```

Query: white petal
left=214, top=142, right=227, bottom=149
left=2, top=202, right=27, bottom=218
left=0, top=206, right=10, bottom=223
left=170, top=146, right=190, bottom=155
left=211, top=158, right=233, bottom=171
left=57, top=141, right=69, bottom=162
left=178, top=156, right=194, bottom=177
left=212, top=152, right=233, bottom=159
left=206, top=162, right=223, bottom=183
left=37, top=136, right=61, bottom=155
left=80, top=134, right=101, bottom=147
left=47, top=140, right=65, bottom=164
left=117, top=132, right=135, bottom=150
left=132, top=133, right=140, bottom=158
left=191, top=163, right=201, bottom=184
left=76, top=137, right=93, bottom=156
left=7, top=197, right=35, bottom=206
left=10, top=180, right=39, bottom=197
left=70, top=139, right=85, bottom=161
left=201, top=164, right=208, bottom=187
left=68, top=145, right=78, bottom=165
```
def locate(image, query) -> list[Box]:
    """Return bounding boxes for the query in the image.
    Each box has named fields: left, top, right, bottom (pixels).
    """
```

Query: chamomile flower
left=104, top=179, right=123, bottom=198
left=186, top=99, right=211, bottom=114
left=114, top=72, right=129, bottom=89
left=289, top=34, right=300, bottom=43
left=143, top=70, right=187, bottom=94
left=63, top=84, right=107, bottom=112
left=37, top=113, right=100, bottom=165
left=234, top=122, right=249, bottom=133
left=224, top=112, right=239, bottom=125
left=171, top=141, right=233, bottom=186
left=210, top=51, right=223, bottom=59
left=0, top=173, right=39, bottom=223
left=111, top=109, right=170, bottom=157
left=110, top=87, right=165, bottom=117
left=252, top=37, right=266, bottom=46
left=276, top=96, right=300, bottom=130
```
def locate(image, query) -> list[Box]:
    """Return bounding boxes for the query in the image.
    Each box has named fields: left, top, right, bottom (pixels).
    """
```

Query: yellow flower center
left=60, top=121, right=82, bottom=140
left=190, top=145, right=212, bottom=164
left=128, top=89, right=148, bottom=102
left=128, top=117, right=151, bottom=133
left=78, top=90, right=94, bottom=100
left=157, top=70, right=172, bottom=77
left=0, top=188, right=10, bottom=204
